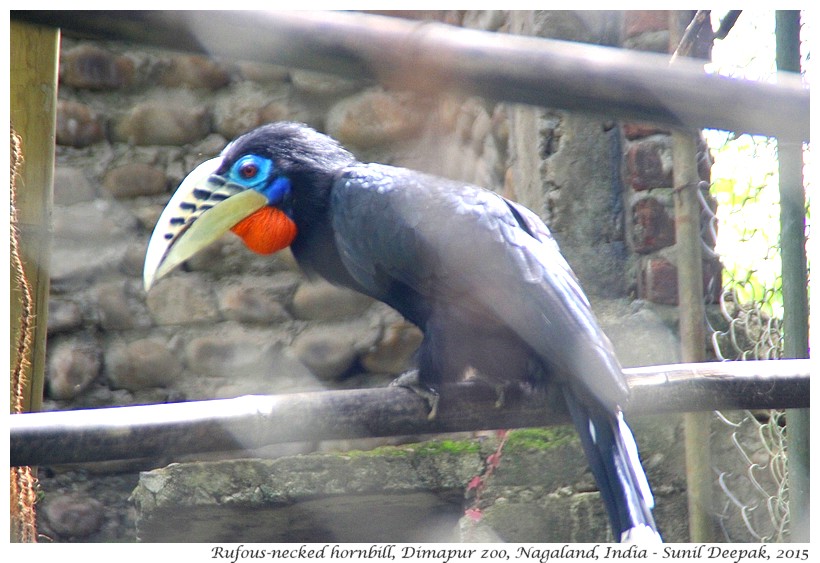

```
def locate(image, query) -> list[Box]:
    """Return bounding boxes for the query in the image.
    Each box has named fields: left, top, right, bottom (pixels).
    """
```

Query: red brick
left=638, top=257, right=678, bottom=305
left=631, top=197, right=675, bottom=253
left=625, top=137, right=673, bottom=191
left=638, top=256, right=724, bottom=305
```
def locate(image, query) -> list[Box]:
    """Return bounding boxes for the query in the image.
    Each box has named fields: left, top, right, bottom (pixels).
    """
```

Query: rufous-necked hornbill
left=143, top=122, right=661, bottom=542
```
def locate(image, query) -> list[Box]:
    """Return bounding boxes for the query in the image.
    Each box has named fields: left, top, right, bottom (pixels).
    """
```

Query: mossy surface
left=414, top=439, right=483, bottom=457
left=343, top=438, right=482, bottom=459
left=504, top=426, right=578, bottom=451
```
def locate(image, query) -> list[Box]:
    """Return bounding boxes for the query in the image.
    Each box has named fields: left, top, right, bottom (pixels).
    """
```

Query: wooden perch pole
left=9, top=359, right=810, bottom=467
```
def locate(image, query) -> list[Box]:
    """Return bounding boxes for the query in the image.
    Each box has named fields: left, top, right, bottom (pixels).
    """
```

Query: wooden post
left=10, top=20, right=59, bottom=544
left=10, top=21, right=58, bottom=414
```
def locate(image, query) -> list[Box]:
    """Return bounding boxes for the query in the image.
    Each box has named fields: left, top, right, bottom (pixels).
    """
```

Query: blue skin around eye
left=263, top=176, right=292, bottom=206
left=227, top=156, right=291, bottom=205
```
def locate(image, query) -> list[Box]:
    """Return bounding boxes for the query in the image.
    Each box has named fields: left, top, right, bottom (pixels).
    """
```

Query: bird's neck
left=288, top=170, right=363, bottom=290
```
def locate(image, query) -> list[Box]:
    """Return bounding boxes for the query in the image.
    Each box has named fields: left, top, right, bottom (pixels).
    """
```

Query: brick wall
left=620, top=11, right=722, bottom=306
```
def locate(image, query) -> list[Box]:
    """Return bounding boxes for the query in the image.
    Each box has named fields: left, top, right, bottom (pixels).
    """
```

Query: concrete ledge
left=132, top=426, right=688, bottom=542
left=133, top=441, right=483, bottom=542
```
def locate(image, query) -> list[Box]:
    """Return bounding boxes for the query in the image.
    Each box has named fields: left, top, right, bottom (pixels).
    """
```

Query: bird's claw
left=390, top=370, right=440, bottom=420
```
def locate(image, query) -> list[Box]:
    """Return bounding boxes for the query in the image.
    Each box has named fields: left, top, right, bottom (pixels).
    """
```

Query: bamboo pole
left=669, top=11, right=718, bottom=543
left=775, top=10, right=810, bottom=543
left=673, top=129, right=717, bottom=543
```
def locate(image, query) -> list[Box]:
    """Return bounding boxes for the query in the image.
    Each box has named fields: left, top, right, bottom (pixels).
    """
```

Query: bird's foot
left=390, top=370, right=440, bottom=420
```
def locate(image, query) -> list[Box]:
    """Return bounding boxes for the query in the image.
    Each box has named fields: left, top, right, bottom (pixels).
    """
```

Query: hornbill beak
left=143, top=157, right=268, bottom=291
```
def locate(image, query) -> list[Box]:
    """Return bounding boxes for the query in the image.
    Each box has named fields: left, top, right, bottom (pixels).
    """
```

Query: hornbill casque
left=143, top=122, right=661, bottom=543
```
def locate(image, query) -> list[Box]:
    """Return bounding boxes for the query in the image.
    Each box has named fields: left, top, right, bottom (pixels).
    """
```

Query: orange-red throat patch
left=230, top=206, right=298, bottom=254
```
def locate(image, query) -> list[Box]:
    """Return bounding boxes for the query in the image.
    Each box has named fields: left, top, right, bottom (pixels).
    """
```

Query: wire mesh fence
left=712, top=409, right=789, bottom=542
left=696, top=10, right=810, bottom=543
left=703, top=133, right=797, bottom=542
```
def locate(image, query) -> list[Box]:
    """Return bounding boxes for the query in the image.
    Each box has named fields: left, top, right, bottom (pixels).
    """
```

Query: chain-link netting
left=695, top=10, right=810, bottom=543
left=711, top=409, right=790, bottom=542
left=703, top=131, right=791, bottom=543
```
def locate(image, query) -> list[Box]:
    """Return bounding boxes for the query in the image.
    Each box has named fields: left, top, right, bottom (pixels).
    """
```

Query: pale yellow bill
left=143, top=158, right=268, bottom=291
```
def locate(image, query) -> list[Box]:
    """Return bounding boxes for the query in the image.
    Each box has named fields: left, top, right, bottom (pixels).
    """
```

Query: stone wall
left=36, top=10, right=692, bottom=542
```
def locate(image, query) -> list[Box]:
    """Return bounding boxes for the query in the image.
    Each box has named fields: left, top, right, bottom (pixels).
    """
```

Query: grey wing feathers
left=330, top=164, right=436, bottom=299
left=492, top=201, right=629, bottom=408
left=332, top=163, right=628, bottom=409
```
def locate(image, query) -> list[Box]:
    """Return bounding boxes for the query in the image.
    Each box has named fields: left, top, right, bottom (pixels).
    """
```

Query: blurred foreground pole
left=775, top=10, right=810, bottom=543
left=10, top=10, right=810, bottom=142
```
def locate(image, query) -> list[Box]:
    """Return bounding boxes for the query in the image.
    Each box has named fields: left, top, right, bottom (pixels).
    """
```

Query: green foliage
left=707, top=131, right=785, bottom=318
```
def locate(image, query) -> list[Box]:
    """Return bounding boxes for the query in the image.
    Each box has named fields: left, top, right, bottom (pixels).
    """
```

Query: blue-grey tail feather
left=563, top=389, right=661, bottom=543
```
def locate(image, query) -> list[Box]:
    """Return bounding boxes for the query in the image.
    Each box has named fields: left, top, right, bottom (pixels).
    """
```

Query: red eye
left=239, top=162, right=258, bottom=179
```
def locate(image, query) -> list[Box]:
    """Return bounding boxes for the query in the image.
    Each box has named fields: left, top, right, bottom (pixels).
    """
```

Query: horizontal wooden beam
left=11, top=10, right=809, bottom=142
left=10, top=359, right=810, bottom=467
